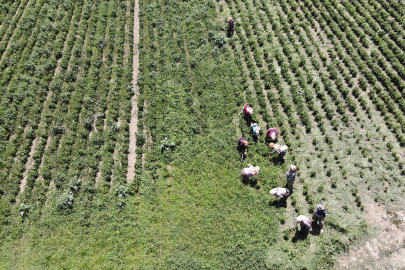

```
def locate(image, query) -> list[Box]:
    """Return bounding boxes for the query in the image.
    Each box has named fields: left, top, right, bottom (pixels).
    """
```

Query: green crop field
left=0, top=0, right=404, bottom=269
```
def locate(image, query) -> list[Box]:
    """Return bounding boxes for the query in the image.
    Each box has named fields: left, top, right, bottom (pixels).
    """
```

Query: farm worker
left=228, top=17, right=235, bottom=35
left=237, top=138, right=249, bottom=154
left=286, top=165, right=297, bottom=192
left=270, top=187, right=290, bottom=204
left=250, top=123, right=260, bottom=138
left=296, top=215, right=312, bottom=237
left=265, top=128, right=279, bottom=141
left=312, top=203, right=326, bottom=228
left=241, top=164, right=260, bottom=183
left=243, top=105, right=253, bottom=120
left=269, top=143, right=288, bottom=161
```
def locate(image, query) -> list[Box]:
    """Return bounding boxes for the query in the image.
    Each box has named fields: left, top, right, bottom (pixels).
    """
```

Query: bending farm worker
left=237, top=137, right=249, bottom=154
left=286, top=165, right=297, bottom=192
left=270, top=187, right=290, bottom=205
left=269, top=143, right=288, bottom=161
left=265, top=128, right=280, bottom=141
left=243, top=105, right=253, bottom=120
left=312, top=203, right=326, bottom=228
left=250, top=123, right=260, bottom=138
left=241, top=164, right=260, bottom=183
left=296, top=215, right=312, bottom=237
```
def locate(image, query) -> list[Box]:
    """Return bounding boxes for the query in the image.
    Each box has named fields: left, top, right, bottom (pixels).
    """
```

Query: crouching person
left=269, top=143, right=288, bottom=162
left=296, top=215, right=312, bottom=237
left=270, top=187, right=290, bottom=206
left=241, top=164, right=260, bottom=184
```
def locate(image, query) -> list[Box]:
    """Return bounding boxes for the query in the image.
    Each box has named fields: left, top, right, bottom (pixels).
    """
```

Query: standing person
left=270, top=187, right=290, bottom=205
left=243, top=105, right=253, bottom=124
left=241, top=164, right=260, bottom=184
left=286, top=165, right=297, bottom=192
left=269, top=143, right=288, bottom=161
left=228, top=17, right=235, bottom=36
left=265, top=128, right=279, bottom=141
left=296, top=215, right=312, bottom=237
left=312, top=203, right=326, bottom=228
left=250, top=123, right=260, bottom=140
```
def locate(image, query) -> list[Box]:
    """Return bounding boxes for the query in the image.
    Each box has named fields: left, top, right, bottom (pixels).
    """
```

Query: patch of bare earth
left=337, top=200, right=405, bottom=270
left=127, top=0, right=140, bottom=182
left=19, top=136, right=40, bottom=193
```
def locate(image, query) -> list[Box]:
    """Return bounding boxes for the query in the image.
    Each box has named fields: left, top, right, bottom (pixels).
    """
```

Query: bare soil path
left=127, top=0, right=140, bottom=182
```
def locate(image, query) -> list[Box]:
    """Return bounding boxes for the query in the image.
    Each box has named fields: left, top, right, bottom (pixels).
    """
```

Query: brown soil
left=127, top=0, right=140, bottom=182
left=337, top=200, right=405, bottom=269
left=19, top=136, right=39, bottom=193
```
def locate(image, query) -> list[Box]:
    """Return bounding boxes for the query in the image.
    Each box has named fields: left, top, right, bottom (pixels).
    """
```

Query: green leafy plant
left=160, top=137, right=176, bottom=152
left=19, top=203, right=31, bottom=217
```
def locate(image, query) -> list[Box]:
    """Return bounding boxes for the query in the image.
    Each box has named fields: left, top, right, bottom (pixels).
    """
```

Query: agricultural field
left=0, top=0, right=404, bottom=269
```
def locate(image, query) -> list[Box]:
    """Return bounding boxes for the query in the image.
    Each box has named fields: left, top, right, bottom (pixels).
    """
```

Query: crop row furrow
left=33, top=2, right=87, bottom=192
left=230, top=0, right=291, bottom=141
left=252, top=0, right=340, bottom=137
left=22, top=2, right=91, bottom=198
left=303, top=0, right=405, bottom=145
left=0, top=0, right=27, bottom=59
left=331, top=0, right=405, bottom=80
left=0, top=0, right=68, bottom=199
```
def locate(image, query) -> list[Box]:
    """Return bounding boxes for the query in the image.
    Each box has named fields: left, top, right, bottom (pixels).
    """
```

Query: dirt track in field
left=127, top=0, right=140, bottom=182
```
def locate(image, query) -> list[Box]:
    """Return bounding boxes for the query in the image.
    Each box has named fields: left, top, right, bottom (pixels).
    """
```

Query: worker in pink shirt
left=270, top=187, right=290, bottom=205
left=296, top=215, right=312, bottom=237
left=243, top=105, right=253, bottom=124
left=241, top=164, right=260, bottom=183
left=265, top=128, right=279, bottom=141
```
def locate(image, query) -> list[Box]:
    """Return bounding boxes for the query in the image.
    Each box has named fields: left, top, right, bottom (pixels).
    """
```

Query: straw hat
left=269, top=143, right=275, bottom=148
left=290, top=165, right=297, bottom=171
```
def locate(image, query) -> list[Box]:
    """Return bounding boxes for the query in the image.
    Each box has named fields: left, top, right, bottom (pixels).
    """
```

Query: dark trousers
left=300, top=224, right=310, bottom=237
left=228, top=25, right=234, bottom=36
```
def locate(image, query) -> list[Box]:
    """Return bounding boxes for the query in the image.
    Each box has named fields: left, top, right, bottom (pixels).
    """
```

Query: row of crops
left=0, top=0, right=136, bottom=208
left=0, top=1, right=143, bottom=267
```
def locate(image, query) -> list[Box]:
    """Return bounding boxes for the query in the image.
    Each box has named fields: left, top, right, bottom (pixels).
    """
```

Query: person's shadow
left=292, top=227, right=308, bottom=242
left=241, top=175, right=260, bottom=189
left=310, top=222, right=322, bottom=236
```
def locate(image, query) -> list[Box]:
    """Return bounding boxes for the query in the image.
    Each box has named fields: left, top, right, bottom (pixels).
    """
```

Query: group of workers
left=238, top=105, right=326, bottom=237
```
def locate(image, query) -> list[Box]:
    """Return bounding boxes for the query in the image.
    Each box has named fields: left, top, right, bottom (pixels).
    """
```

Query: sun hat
left=290, top=165, right=297, bottom=171
left=270, top=132, right=276, bottom=140
left=254, top=166, right=260, bottom=172
left=269, top=143, right=275, bottom=148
